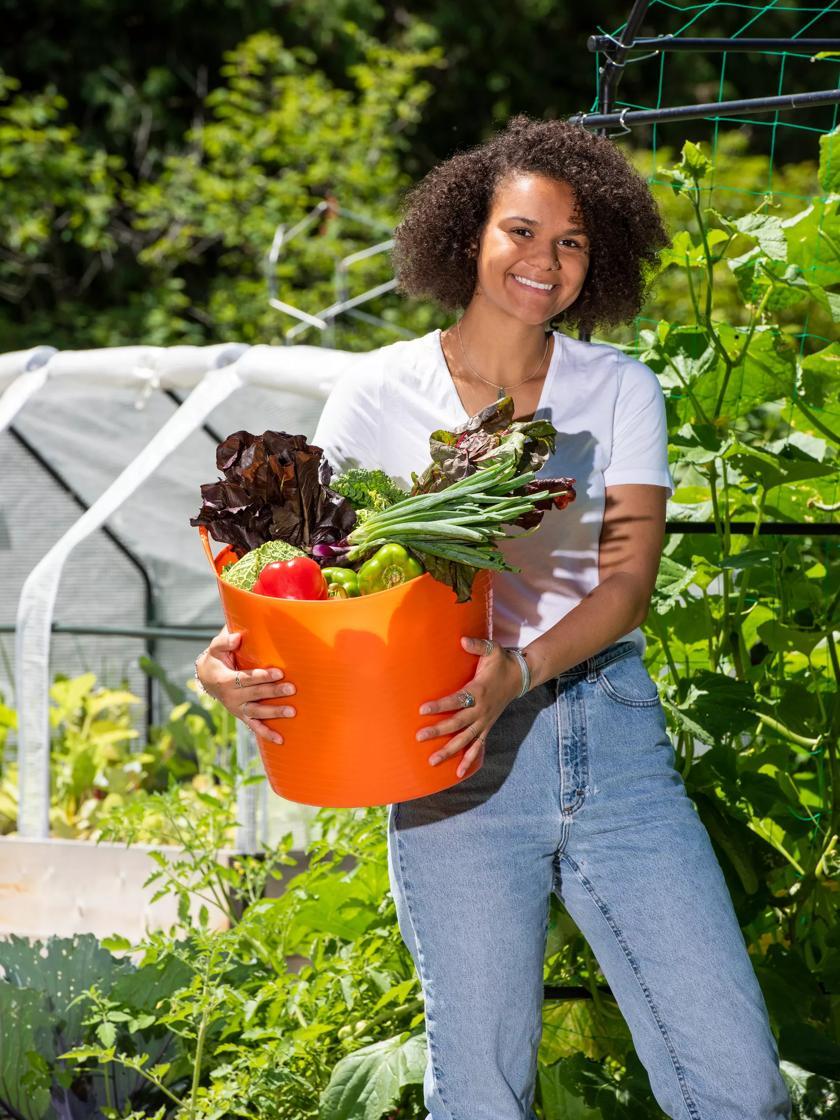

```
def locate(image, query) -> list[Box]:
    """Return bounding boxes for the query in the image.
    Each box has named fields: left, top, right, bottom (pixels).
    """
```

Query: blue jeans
left=387, top=640, right=791, bottom=1120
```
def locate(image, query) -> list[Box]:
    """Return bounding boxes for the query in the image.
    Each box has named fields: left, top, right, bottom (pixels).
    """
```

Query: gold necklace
left=456, top=321, right=550, bottom=401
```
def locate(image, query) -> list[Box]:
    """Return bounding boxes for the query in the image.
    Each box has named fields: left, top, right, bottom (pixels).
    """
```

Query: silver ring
left=461, top=690, right=476, bottom=709
left=483, top=639, right=494, bottom=655
left=234, top=671, right=242, bottom=688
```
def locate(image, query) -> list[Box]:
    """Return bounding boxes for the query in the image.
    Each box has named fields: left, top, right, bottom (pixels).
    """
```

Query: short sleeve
left=311, top=355, right=381, bottom=476
left=602, top=355, right=675, bottom=497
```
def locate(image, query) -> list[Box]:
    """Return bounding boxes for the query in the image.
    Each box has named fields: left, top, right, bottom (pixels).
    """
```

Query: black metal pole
left=589, top=36, right=840, bottom=54
left=598, top=0, right=653, bottom=118
left=0, top=624, right=219, bottom=640
left=571, top=87, right=840, bottom=130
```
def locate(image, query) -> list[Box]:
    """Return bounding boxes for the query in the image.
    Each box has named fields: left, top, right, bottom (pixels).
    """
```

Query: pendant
left=497, top=385, right=506, bottom=400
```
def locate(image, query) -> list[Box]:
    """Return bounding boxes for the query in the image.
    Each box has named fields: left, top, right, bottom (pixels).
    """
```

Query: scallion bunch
left=343, top=454, right=574, bottom=600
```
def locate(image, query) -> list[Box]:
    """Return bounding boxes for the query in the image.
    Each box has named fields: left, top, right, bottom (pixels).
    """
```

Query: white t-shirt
left=311, top=327, right=674, bottom=657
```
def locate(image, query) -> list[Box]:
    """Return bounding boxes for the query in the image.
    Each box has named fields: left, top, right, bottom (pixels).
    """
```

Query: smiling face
left=471, top=172, right=590, bottom=326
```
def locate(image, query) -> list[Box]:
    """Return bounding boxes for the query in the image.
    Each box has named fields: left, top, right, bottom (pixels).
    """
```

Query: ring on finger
left=234, top=671, right=243, bottom=689
left=460, top=690, right=476, bottom=709
left=483, top=639, right=494, bottom=655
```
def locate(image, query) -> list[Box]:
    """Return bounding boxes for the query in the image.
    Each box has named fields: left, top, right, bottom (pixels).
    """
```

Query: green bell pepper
left=321, top=567, right=361, bottom=598
left=357, top=543, right=424, bottom=595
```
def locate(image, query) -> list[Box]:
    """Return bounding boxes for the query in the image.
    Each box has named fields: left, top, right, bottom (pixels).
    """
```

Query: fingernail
left=429, top=755, right=441, bottom=766
left=281, top=707, right=295, bottom=717
left=271, top=670, right=283, bottom=680
left=419, top=705, right=431, bottom=715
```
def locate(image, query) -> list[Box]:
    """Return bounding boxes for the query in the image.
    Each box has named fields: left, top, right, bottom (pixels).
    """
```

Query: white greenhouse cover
left=1, top=342, right=370, bottom=840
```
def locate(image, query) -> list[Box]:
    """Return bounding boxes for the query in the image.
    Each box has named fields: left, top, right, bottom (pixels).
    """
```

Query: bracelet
left=505, top=646, right=531, bottom=698
left=194, top=650, right=209, bottom=696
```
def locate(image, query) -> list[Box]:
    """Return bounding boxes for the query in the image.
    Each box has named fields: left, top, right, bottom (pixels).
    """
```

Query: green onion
left=344, top=457, right=566, bottom=572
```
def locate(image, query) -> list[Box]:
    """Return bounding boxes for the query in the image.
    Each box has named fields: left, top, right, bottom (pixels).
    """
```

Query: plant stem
left=755, top=713, right=821, bottom=750
left=662, top=352, right=713, bottom=427
left=747, top=818, right=806, bottom=877
left=190, top=949, right=218, bottom=1116
left=707, top=460, right=732, bottom=673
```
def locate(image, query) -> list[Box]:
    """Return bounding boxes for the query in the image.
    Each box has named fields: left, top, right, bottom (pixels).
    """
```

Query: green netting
left=592, top=0, right=839, bottom=498
left=586, top=3, right=838, bottom=845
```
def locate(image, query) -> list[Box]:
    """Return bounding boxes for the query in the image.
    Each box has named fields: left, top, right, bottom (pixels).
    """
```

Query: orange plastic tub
left=199, top=527, right=493, bottom=807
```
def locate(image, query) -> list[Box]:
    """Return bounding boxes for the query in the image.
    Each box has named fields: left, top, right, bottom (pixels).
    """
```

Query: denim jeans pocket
left=596, top=651, right=661, bottom=707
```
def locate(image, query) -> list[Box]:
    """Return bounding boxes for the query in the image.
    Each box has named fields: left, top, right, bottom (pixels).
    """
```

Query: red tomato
left=252, top=557, right=329, bottom=600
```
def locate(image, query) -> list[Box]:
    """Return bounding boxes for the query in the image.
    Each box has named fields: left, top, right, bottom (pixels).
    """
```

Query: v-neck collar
left=432, top=327, right=563, bottom=423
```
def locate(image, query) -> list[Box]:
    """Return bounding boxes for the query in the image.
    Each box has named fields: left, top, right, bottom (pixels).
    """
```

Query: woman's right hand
left=195, top=626, right=295, bottom=745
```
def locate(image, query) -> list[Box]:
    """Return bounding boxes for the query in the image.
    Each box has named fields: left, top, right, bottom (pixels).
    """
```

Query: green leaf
left=782, top=196, right=840, bottom=289
left=0, top=934, right=130, bottom=1044
left=537, top=1052, right=655, bottom=1118
left=289, top=881, right=382, bottom=943
left=799, top=343, right=840, bottom=436
left=537, top=1060, right=603, bottom=1119
left=652, top=556, right=696, bottom=614
left=659, top=227, right=728, bottom=270
left=779, top=1022, right=840, bottom=1080
left=318, top=1031, right=427, bottom=1120
left=109, top=953, right=191, bottom=1015
left=710, top=324, right=796, bottom=420
left=680, top=139, right=711, bottom=182
left=757, top=620, right=828, bottom=656
left=731, top=212, right=787, bottom=260
left=100, top=935, right=133, bottom=953
left=724, top=439, right=836, bottom=489
left=818, top=126, right=840, bottom=193
left=780, top=1060, right=840, bottom=1120
left=0, top=983, right=53, bottom=1120
left=717, top=548, right=777, bottom=570
left=683, top=671, right=758, bottom=739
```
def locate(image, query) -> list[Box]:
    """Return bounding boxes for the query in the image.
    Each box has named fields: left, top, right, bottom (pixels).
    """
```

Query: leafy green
left=409, top=394, right=560, bottom=494
left=221, top=537, right=307, bottom=591
left=328, top=468, right=409, bottom=513
left=190, top=429, right=357, bottom=555
left=345, top=450, right=576, bottom=603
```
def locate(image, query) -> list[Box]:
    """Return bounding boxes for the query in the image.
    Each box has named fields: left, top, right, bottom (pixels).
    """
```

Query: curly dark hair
left=392, top=113, right=670, bottom=335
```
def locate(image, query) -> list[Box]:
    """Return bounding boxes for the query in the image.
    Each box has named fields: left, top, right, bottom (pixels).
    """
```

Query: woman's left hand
left=416, top=637, right=524, bottom=777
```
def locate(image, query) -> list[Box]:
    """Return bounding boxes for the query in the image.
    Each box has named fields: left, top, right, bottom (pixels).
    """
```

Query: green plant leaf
left=782, top=196, right=840, bottom=288
left=0, top=983, right=53, bottom=1120
left=0, top=934, right=130, bottom=1045
left=318, top=1031, right=427, bottom=1120
left=779, top=1023, right=840, bottom=1080
left=652, top=556, right=696, bottom=614
left=537, top=1059, right=603, bottom=1119
left=779, top=1060, right=840, bottom=1119
left=818, top=126, right=840, bottom=194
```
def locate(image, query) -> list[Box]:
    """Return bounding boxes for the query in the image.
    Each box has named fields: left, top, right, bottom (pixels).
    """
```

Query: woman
left=196, top=115, right=791, bottom=1119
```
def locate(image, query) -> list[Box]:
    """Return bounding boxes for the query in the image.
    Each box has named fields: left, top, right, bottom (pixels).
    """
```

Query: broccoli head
left=329, top=468, right=408, bottom=512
